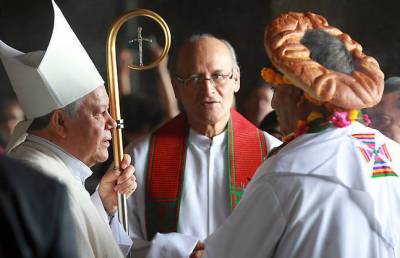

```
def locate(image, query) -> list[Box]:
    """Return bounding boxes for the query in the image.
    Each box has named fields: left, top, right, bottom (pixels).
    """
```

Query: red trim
left=230, top=109, right=268, bottom=209
left=145, top=113, right=188, bottom=239
left=146, top=110, right=268, bottom=237
left=146, top=113, right=187, bottom=200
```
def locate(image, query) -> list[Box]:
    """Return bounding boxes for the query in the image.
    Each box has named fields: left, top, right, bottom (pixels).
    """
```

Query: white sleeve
left=126, top=137, right=199, bottom=258
left=90, top=189, right=108, bottom=223
left=128, top=186, right=199, bottom=258
left=131, top=232, right=198, bottom=258
left=91, top=190, right=133, bottom=255
left=202, top=174, right=286, bottom=258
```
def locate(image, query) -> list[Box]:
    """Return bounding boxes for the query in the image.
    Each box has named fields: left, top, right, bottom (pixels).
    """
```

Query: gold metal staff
left=106, top=9, right=171, bottom=231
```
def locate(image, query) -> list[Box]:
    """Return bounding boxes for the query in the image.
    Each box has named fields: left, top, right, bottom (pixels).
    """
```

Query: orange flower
left=260, top=67, right=292, bottom=85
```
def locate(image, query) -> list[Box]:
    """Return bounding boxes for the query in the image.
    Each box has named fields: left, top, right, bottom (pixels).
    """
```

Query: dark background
left=1, top=0, right=400, bottom=99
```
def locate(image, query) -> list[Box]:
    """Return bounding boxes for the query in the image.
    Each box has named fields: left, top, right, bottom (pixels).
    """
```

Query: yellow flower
left=347, top=110, right=359, bottom=121
left=306, top=111, right=324, bottom=122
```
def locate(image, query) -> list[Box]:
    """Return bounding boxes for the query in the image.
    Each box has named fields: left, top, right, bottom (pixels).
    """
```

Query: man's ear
left=233, top=69, right=240, bottom=93
left=49, top=110, right=68, bottom=138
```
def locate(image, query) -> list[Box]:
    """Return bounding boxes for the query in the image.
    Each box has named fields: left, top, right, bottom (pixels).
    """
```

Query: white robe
left=8, top=135, right=129, bottom=258
left=203, top=122, right=400, bottom=258
left=126, top=128, right=281, bottom=258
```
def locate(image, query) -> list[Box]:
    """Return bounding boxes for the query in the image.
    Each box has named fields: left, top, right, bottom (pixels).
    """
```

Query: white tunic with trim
left=126, top=128, right=281, bottom=258
left=203, top=122, right=400, bottom=258
left=8, top=135, right=131, bottom=258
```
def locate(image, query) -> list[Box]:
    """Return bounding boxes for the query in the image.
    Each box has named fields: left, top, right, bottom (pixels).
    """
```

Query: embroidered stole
left=145, top=109, right=267, bottom=239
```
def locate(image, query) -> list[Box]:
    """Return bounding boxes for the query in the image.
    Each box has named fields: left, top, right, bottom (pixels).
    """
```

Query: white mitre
left=0, top=0, right=103, bottom=151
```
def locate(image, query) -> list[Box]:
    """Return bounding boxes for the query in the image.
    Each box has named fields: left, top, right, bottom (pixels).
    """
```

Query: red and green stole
left=145, top=109, right=268, bottom=239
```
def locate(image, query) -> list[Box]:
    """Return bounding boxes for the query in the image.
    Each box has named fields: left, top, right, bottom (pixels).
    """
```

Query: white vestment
left=203, top=122, right=400, bottom=258
left=8, top=135, right=132, bottom=258
left=126, top=128, right=281, bottom=258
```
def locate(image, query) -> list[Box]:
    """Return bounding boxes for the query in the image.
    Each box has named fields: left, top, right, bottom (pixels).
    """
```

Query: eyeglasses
left=175, top=69, right=234, bottom=88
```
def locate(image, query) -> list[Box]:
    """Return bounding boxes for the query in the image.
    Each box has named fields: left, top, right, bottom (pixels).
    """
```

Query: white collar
left=26, top=134, right=92, bottom=185
left=188, top=128, right=227, bottom=150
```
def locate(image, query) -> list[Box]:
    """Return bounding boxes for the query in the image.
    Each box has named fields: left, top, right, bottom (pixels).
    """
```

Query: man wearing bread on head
left=190, top=12, right=400, bottom=258
left=0, top=1, right=136, bottom=257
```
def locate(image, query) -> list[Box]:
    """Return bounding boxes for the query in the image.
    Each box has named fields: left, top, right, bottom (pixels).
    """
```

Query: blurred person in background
left=238, top=78, right=274, bottom=127
left=0, top=98, right=24, bottom=153
left=259, top=110, right=282, bottom=139
left=365, top=77, right=400, bottom=143
left=120, top=94, right=164, bottom=143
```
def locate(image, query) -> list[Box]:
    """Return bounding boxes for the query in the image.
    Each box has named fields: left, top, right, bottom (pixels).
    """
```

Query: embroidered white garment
left=203, top=122, right=400, bottom=258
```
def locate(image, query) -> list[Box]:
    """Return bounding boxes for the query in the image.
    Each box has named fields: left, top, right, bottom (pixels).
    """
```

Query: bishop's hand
left=98, top=154, right=137, bottom=215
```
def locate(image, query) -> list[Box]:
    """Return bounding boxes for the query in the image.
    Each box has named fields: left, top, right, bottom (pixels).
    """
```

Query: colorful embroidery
left=282, top=111, right=370, bottom=144
left=352, top=133, right=398, bottom=178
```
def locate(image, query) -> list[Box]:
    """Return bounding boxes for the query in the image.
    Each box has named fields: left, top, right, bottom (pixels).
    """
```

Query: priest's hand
left=190, top=241, right=205, bottom=258
left=99, top=154, right=137, bottom=215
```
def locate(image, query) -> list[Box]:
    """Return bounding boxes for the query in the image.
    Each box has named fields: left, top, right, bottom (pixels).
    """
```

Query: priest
left=192, top=12, right=400, bottom=258
left=0, top=1, right=136, bottom=257
left=125, top=34, right=281, bottom=258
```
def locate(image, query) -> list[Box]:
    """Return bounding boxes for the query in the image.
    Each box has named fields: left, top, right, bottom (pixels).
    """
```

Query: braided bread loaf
left=264, top=12, right=384, bottom=110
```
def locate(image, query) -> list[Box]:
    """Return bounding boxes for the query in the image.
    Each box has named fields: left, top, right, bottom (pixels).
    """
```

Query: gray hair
left=28, top=97, right=84, bottom=131
left=169, top=34, right=240, bottom=76
left=383, top=77, right=400, bottom=94
left=300, top=29, right=354, bottom=74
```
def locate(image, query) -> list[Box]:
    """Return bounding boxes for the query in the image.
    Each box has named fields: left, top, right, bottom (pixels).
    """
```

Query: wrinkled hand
left=99, top=154, right=137, bottom=215
left=190, top=241, right=205, bottom=258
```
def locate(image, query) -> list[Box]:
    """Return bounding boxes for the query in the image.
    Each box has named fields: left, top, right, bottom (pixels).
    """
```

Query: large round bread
left=264, top=12, right=384, bottom=110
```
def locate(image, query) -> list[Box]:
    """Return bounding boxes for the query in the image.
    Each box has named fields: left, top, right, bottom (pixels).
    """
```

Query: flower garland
left=282, top=110, right=371, bottom=143
left=260, top=67, right=372, bottom=143
left=260, top=67, right=292, bottom=85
